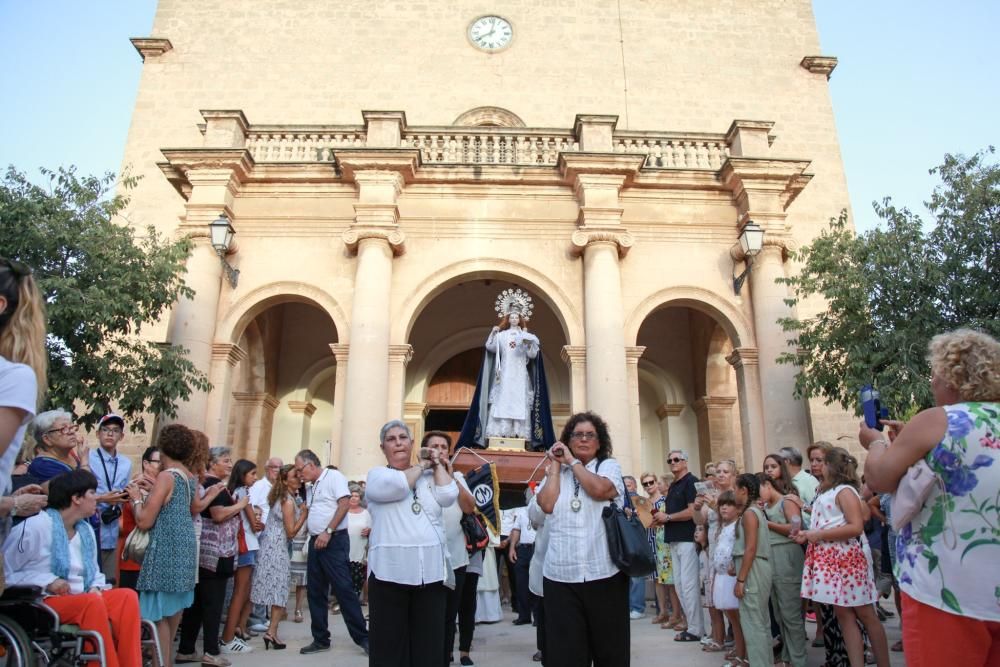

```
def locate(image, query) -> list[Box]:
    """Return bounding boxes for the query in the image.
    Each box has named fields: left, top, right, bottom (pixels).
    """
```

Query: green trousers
left=735, top=555, right=773, bottom=667
left=771, top=542, right=808, bottom=667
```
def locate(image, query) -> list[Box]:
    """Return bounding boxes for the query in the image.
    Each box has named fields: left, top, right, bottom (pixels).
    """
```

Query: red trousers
left=45, top=588, right=142, bottom=667
left=902, top=591, right=1000, bottom=667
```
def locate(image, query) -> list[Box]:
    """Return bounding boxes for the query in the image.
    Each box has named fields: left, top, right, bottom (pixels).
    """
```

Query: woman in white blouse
left=535, top=411, right=627, bottom=667
left=365, top=419, right=458, bottom=666
left=3, top=469, right=142, bottom=667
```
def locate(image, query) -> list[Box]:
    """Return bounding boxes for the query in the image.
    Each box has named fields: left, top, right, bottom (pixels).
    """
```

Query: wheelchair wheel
left=0, top=613, right=33, bottom=667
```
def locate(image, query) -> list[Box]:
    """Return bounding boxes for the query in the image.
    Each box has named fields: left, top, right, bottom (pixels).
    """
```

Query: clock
left=468, top=15, right=513, bottom=52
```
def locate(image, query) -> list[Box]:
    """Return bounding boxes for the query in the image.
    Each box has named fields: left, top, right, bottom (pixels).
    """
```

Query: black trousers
left=443, top=566, right=467, bottom=665
left=178, top=570, right=230, bottom=655
left=369, top=574, right=448, bottom=667
left=535, top=598, right=546, bottom=659
left=514, top=544, right=539, bottom=622
left=457, top=570, right=479, bottom=652
left=543, top=573, right=629, bottom=667
left=496, top=545, right=518, bottom=612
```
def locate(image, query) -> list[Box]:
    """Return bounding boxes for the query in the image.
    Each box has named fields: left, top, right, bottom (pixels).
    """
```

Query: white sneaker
left=629, top=610, right=645, bottom=620
left=248, top=622, right=269, bottom=633
left=220, top=638, right=253, bottom=654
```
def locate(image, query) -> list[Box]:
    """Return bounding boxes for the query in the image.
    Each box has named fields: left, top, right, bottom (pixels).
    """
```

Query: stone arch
left=624, top=286, right=754, bottom=349
left=216, top=281, right=348, bottom=344
left=453, top=106, right=526, bottom=127
left=393, top=259, right=582, bottom=346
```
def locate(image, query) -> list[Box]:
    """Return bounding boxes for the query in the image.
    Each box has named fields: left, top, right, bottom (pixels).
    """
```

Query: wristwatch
left=570, top=459, right=582, bottom=467
left=324, top=527, right=334, bottom=535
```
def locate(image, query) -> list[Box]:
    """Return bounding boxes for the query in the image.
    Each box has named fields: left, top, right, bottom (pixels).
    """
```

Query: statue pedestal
left=487, top=436, right=527, bottom=451
left=453, top=447, right=547, bottom=486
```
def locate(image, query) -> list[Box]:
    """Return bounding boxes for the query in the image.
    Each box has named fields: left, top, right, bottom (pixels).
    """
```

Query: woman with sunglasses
left=535, top=411, right=626, bottom=667
left=0, top=258, right=49, bottom=540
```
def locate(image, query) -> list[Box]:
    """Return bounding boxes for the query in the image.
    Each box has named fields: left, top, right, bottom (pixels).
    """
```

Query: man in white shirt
left=294, top=449, right=369, bottom=656
left=246, top=456, right=282, bottom=632
left=779, top=446, right=819, bottom=506
left=507, top=505, right=538, bottom=626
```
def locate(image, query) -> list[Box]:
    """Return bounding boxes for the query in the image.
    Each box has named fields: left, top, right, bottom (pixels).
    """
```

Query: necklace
left=571, top=474, right=582, bottom=512
left=411, top=482, right=422, bottom=515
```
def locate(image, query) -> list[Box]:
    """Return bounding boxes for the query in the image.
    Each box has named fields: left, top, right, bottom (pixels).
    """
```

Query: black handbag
left=602, top=478, right=656, bottom=577
left=460, top=512, right=490, bottom=555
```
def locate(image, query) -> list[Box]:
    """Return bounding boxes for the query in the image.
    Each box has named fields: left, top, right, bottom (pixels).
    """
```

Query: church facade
left=120, top=0, right=853, bottom=480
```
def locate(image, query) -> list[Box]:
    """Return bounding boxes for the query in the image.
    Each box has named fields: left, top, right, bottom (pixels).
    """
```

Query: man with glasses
left=89, top=413, right=132, bottom=583
left=653, top=449, right=703, bottom=642
left=294, top=449, right=369, bottom=656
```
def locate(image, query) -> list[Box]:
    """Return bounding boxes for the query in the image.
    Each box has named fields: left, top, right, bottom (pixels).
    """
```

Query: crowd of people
left=0, top=253, right=998, bottom=667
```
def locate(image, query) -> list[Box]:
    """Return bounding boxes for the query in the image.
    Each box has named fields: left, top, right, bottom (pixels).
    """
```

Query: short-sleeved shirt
left=664, top=471, right=698, bottom=543
left=201, top=476, right=234, bottom=518
left=0, top=357, right=36, bottom=496
left=306, top=468, right=352, bottom=535
left=792, top=469, right=819, bottom=506
left=90, top=448, right=132, bottom=547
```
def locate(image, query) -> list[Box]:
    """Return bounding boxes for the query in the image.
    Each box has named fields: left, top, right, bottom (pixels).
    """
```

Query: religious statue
left=457, top=288, right=555, bottom=451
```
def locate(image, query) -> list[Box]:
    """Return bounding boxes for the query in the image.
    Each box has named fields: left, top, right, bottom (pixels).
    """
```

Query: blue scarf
left=46, top=508, right=97, bottom=591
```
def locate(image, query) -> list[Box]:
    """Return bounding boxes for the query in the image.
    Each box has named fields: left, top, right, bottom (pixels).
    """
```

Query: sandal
left=293, top=609, right=303, bottom=623
left=702, top=640, right=725, bottom=652
left=891, top=640, right=903, bottom=652
left=674, top=631, right=700, bottom=642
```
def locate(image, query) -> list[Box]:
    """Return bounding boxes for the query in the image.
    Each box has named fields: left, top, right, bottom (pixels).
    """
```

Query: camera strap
left=97, top=449, right=119, bottom=493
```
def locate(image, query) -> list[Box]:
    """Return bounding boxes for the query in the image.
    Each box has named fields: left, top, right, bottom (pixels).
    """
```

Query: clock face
left=468, top=15, right=513, bottom=51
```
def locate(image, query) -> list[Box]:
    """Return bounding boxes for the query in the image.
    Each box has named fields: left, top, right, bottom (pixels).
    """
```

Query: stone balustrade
left=242, top=124, right=731, bottom=169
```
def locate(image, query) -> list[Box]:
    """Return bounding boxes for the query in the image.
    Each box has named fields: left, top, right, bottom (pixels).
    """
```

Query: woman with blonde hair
left=693, top=458, right=738, bottom=652
left=0, top=258, right=49, bottom=539
left=861, top=329, right=1000, bottom=666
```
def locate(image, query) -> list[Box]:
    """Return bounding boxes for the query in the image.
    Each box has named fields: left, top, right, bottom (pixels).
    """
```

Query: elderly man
left=247, top=456, right=282, bottom=632
left=89, top=413, right=132, bottom=583
left=653, top=450, right=702, bottom=642
left=294, top=449, right=368, bottom=656
left=778, top=446, right=818, bottom=506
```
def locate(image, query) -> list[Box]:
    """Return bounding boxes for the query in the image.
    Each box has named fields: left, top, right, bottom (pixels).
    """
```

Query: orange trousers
left=45, top=588, right=142, bottom=667
left=902, top=591, right=1000, bottom=667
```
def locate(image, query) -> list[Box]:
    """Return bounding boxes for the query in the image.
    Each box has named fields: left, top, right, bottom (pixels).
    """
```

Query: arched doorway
left=225, top=301, right=339, bottom=465
left=403, top=277, right=571, bottom=449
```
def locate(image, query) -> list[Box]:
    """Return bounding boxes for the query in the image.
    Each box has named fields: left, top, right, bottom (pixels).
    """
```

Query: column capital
left=561, top=345, right=587, bottom=365
left=693, top=396, right=738, bottom=412
left=624, top=346, right=646, bottom=363
left=329, top=343, right=350, bottom=363
left=388, top=344, right=414, bottom=366
left=726, top=347, right=759, bottom=369
left=570, top=227, right=634, bottom=258
left=231, top=391, right=280, bottom=411
left=404, top=402, right=430, bottom=419
left=212, top=343, right=248, bottom=366
left=730, top=234, right=796, bottom=263
left=342, top=225, right=406, bottom=256
left=655, top=403, right=685, bottom=419
left=287, top=400, right=318, bottom=417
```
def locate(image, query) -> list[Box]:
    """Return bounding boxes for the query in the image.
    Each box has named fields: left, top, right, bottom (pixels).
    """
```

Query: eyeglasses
left=570, top=432, right=597, bottom=441
left=45, top=424, right=78, bottom=436
left=99, top=427, right=123, bottom=435
left=667, top=457, right=685, bottom=464
left=641, top=480, right=656, bottom=487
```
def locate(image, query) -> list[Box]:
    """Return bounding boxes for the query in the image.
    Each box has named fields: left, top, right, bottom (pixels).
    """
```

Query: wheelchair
left=0, top=585, right=162, bottom=667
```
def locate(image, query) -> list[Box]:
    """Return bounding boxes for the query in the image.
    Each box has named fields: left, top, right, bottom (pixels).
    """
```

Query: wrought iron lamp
left=209, top=214, right=240, bottom=288
left=732, top=220, right=764, bottom=295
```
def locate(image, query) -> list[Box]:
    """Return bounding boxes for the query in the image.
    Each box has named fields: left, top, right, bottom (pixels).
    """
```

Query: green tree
left=778, top=148, right=1000, bottom=417
left=0, top=165, right=210, bottom=431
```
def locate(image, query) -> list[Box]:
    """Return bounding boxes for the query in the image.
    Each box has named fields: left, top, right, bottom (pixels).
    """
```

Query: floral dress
left=800, top=484, right=877, bottom=607
left=250, top=497, right=298, bottom=608
left=648, top=496, right=673, bottom=584
left=896, top=402, right=1000, bottom=620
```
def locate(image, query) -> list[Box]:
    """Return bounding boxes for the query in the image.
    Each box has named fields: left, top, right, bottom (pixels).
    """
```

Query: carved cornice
left=333, top=149, right=420, bottom=183
left=800, top=56, right=838, bottom=80
left=570, top=226, right=635, bottom=258
left=719, top=157, right=814, bottom=213
left=561, top=345, right=586, bottom=365
left=404, top=402, right=431, bottom=419
left=212, top=343, right=248, bottom=367
left=329, top=343, right=350, bottom=363
left=558, top=152, right=646, bottom=183
left=656, top=403, right=685, bottom=419
left=287, top=400, right=317, bottom=417
left=130, top=37, right=173, bottom=61
left=388, top=344, right=415, bottom=366
left=342, top=226, right=406, bottom=257
left=231, top=392, right=281, bottom=411
left=158, top=148, right=255, bottom=200
left=624, top=346, right=646, bottom=363
left=693, top=396, right=738, bottom=413
left=726, top=347, right=759, bottom=369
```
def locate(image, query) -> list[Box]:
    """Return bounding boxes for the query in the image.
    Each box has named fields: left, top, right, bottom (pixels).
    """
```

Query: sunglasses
left=667, top=457, right=685, bottom=464
left=641, top=480, right=656, bottom=487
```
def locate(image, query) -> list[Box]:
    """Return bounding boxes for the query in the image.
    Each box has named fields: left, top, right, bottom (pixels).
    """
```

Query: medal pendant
left=570, top=498, right=582, bottom=512
left=411, top=501, right=422, bottom=515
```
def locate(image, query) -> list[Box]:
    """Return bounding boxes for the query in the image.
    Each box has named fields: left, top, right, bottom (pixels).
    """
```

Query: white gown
left=484, top=326, right=539, bottom=439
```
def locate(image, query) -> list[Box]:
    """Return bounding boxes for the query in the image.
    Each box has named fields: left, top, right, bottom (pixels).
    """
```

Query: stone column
left=231, top=392, right=280, bottom=464
left=204, top=343, right=247, bottom=445
left=693, top=395, right=738, bottom=467
left=655, top=403, right=684, bottom=470
left=560, top=345, right=587, bottom=413
left=387, top=344, right=414, bottom=419
left=287, top=400, right=318, bottom=450
left=328, top=343, right=350, bottom=466
left=726, top=348, right=767, bottom=470
left=625, top=346, right=645, bottom=475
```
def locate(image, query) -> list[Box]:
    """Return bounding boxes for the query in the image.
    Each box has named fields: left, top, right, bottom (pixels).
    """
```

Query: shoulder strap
left=166, top=467, right=191, bottom=505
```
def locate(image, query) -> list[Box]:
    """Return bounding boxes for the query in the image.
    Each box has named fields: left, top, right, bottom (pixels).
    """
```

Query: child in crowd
left=733, top=473, right=773, bottom=667
left=759, top=474, right=807, bottom=667
left=795, top=447, right=889, bottom=667
left=711, top=492, right=742, bottom=662
left=694, top=524, right=711, bottom=622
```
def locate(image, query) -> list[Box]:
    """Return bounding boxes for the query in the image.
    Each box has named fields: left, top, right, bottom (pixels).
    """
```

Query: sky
left=1, top=1, right=997, bottom=234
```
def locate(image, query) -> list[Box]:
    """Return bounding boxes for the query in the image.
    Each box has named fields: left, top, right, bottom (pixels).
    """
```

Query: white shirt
left=306, top=468, right=351, bottom=535
left=527, top=496, right=548, bottom=597
left=365, top=466, right=458, bottom=586
left=540, top=457, right=624, bottom=583
left=233, top=487, right=259, bottom=551
left=0, top=357, right=36, bottom=495
left=248, top=478, right=273, bottom=532
left=441, top=473, right=472, bottom=570
left=3, top=513, right=108, bottom=594
left=512, top=506, right=536, bottom=545
left=347, top=509, right=372, bottom=562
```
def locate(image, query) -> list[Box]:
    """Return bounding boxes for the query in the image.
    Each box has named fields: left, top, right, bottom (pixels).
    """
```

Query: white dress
left=484, top=326, right=539, bottom=439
